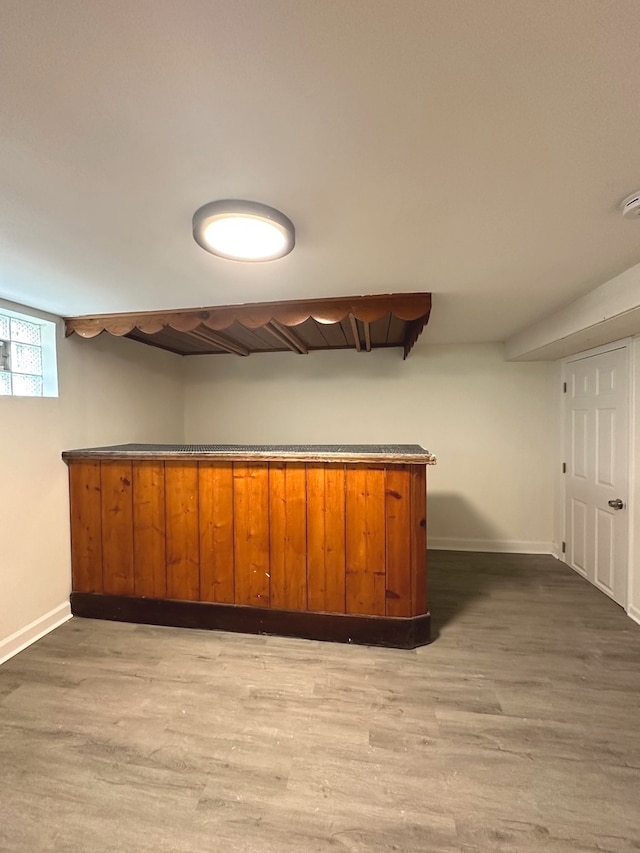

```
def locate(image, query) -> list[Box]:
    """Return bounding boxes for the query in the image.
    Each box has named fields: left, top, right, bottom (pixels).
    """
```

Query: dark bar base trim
left=70, top=593, right=431, bottom=649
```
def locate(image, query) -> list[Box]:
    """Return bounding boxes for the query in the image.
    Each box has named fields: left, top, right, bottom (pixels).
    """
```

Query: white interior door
left=564, top=344, right=629, bottom=608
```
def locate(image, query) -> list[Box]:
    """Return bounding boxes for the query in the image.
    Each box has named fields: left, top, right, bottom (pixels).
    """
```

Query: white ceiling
left=2, top=0, right=640, bottom=344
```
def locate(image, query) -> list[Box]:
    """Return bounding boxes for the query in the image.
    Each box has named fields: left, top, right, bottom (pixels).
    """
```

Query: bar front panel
left=68, top=459, right=428, bottom=618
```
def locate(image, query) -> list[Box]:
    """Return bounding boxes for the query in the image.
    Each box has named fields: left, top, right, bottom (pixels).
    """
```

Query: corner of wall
left=0, top=603, right=71, bottom=666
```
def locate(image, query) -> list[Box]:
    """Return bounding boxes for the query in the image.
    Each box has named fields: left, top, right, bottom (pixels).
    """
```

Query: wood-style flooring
left=1, top=551, right=639, bottom=852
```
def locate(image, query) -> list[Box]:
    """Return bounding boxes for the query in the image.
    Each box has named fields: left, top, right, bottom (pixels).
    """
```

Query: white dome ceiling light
left=620, top=191, right=640, bottom=219
left=192, top=200, right=295, bottom=262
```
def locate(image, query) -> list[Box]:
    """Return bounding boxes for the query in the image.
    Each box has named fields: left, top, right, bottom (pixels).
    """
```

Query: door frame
left=560, top=338, right=633, bottom=611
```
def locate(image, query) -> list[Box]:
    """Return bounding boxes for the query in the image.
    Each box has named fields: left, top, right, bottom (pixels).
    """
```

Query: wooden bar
left=132, top=461, right=167, bottom=598
left=165, top=461, right=200, bottom=600
left=64, top=444, right=435, bottom=648
left=306, top=464, right=346, bottom=613
left=71, top=593, right=431, bottom=649
left=69, top=461, right=103, bottom=593
left=410, top=464, right=428, bottom=616
left=199, top=462, right=235, bottom=603
left=346, top=466, right=386, bottom=616
left=269, top=463, right=307, bottom=610
left=385, top=465, right=412, bottom=617
left=233, top=462, right=270, bottom=607
left=63, top=443, right=436, bottom=465
left=100, top=461, right=135, bottom=596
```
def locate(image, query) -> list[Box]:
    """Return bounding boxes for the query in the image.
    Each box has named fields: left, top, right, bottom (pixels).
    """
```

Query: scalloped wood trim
left=66, top=294, right=428, bottom=334
left=64, top=293, right=431, bottom=356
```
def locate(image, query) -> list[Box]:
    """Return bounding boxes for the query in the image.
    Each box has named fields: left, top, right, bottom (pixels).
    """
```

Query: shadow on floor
left=427, top=549, right=560, bottom=642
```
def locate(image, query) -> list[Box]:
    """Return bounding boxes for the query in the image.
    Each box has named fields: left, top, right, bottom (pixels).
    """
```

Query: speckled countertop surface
left=62, top=443, right=437, bottom=464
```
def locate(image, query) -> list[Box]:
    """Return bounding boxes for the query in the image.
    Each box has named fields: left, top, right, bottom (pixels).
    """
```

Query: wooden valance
left=64, top=293, right=431, bottom=358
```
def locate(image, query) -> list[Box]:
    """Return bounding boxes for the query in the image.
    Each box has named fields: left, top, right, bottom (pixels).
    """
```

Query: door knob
left=608, top=498, right=624, bottom=510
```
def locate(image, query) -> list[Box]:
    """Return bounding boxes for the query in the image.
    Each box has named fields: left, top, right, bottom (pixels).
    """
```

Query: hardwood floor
left=1, top=551, right=639, bottom=852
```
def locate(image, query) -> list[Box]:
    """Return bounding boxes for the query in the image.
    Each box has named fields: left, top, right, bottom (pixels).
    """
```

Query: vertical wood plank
left=100, top=461, right=134, bottom=596
left=199, top=462, right=235, bottom=603
left=69, top=461, right=103, bottom=593
left=410, top=464, right=428, bottom=616
left=345, top=465, right=386, bottom=616
left=132, top=461, right=166, bottom=598
left=307, top=464, right=346, bottom=613
left=233, top=463, right=270, bottom=607
left=269, top=463, right=307, bottom=611
left=165, top=461, right=200, bottom=601
left=385, top=465, right=412, bottom=617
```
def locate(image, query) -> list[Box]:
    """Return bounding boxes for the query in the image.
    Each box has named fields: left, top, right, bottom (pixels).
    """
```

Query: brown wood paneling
left=242, top=324, right=283, bottom=350
left=199, top=462, right=235, bottom=603
left=269, top=463, right=307, bottom=610
left=386, top=313, right=408, bottom=345
left=307, top=464, right=346, bottom=613
left=127, top=327, right=215, bottom=354
left=233, top=463, right=270, bottom=606
left=293, top=318, right=330, bottom=349
left=100, top=461, right=134, bottom=596
left=410, top=464, right=427, bottom=616
left=67, top=453, right=430, bottom=628
left=385, top=465, right=412, bottom=617
left=369, top=314, right=392, bottom=346
left=345, top=466, right=386, bottom=616
left=69, top=461, right=103, bottom=593
left=132, top=461, right=166, bottom=598
left=220, top=321, right=279, bottom=352
left=339, top=317, right=357, bottom=348
left=311, top=322, right=349, bottom=348
left=165, top=461, right=200, bottom=600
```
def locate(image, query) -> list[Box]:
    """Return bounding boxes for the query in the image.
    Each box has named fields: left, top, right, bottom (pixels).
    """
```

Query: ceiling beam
left=188, top=326, right=250, bottom=356
left=348, top=313, right=362, bottom=352
left=363, top=320, right=372, bottom=352
left=264, top=320, right=308, bottom=354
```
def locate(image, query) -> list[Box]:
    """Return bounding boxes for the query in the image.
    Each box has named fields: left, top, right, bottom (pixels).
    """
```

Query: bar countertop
left=62, top=443, right=437, bottom=465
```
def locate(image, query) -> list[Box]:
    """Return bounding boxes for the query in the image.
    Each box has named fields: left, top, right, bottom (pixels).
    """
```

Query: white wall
left=0, top=304, right=184, bottom=663
left=184, top=343, right=557, bottom=553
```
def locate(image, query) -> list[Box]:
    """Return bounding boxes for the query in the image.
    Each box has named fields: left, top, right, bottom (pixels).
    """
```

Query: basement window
left=0, top=309, right=58, bottom=397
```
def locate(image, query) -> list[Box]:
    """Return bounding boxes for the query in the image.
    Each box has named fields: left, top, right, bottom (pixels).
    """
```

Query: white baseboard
left=627, top=605, right=640, bottom=627
left=550, top=542, right=564, bottom=561
left=428, top=538, right=554, bottom=555
left=0, top=602, right=71, bottom=666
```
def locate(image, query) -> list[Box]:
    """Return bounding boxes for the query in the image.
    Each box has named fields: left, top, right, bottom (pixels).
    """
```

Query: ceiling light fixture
left=192, top=199, right=295, bottom=262
left=620, top=190, right=640, bottom=219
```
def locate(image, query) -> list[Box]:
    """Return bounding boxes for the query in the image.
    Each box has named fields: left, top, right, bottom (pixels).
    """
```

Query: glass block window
left=0, top=310, right=56, bottom=397
left=12, top=342, right=42, bottom=374
left=11, top=318, right=41, bottom=345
